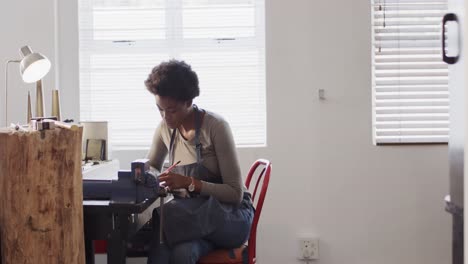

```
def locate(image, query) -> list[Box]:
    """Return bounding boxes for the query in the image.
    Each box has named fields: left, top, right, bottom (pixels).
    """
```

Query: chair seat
left=198, top=245, right=246, bottom=264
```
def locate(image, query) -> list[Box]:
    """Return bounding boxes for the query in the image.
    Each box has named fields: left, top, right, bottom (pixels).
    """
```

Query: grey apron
left=158, top=105, right=253, bottom=249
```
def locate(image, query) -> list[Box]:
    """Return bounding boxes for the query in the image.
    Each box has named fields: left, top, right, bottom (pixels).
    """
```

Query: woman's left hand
left=158, top=172, right=190, bottom=190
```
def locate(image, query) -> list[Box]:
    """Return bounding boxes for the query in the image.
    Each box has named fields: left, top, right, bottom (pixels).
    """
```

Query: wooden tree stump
left=0, top=127, right=85, bottom=264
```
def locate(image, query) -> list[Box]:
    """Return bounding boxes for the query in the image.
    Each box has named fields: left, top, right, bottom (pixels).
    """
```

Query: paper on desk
left=82, top=160, right=119, bottom=180
left=83, top=200, right=110, bottom=206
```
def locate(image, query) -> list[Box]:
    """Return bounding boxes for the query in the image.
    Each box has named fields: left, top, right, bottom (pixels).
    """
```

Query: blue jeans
left=148, top=238, right=214, bottom=264
left=147, top=195, right=254, bottom=264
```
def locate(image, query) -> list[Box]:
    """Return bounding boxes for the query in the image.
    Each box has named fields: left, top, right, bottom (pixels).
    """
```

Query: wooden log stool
left=0, top=127, right=85, bottom=264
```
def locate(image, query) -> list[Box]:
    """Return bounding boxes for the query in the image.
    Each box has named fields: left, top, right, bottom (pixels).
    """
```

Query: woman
left=145, top=59, right=254, bottom=264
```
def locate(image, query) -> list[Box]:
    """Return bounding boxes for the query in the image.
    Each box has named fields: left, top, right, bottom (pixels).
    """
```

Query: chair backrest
left=244, top=159, right=271, bottom=264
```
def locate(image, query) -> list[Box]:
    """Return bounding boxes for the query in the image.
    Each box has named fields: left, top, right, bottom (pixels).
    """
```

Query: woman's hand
left=158, top=172, right=191, bottom=190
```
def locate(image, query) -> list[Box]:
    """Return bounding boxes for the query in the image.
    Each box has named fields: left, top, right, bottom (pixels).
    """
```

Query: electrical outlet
left=299, top=237, right=319, bottom=261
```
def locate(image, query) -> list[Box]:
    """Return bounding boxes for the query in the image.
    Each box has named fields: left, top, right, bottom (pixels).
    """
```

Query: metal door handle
left=442, top=13, right=460, bottom=64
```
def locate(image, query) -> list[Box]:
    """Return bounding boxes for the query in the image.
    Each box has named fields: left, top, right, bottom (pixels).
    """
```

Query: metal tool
left=156, top=160, right=180, bottom=244
left=158, top=187, right=168, bottom=244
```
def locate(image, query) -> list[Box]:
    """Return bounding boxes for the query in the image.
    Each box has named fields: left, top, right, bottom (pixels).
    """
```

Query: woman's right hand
left=158, top=172, right=191, bottom=190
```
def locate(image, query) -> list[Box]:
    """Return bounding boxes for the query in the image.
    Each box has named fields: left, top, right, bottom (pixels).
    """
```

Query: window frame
left=78, top=0, right=266, bottom=150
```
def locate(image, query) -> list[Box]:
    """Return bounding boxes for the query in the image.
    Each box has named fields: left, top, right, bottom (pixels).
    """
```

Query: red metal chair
left=94, top=240, right=107, bottom=254
left=198, top=159, right=272, bottom=264
left=94, top=159, right=272, bottom=263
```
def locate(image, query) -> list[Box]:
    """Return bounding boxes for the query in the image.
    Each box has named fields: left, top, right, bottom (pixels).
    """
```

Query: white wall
left=260, top=1, right=450, bottom=263
left=0, top=0, right=451, bottom=264
left=0, top=0, right=57, bottom=126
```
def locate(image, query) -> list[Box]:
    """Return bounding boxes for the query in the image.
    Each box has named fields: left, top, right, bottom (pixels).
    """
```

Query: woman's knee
left=170, top=240, right=214, bottom=264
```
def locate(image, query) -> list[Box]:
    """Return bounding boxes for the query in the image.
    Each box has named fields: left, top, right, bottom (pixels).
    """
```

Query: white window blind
left=371, top=0, right=449, bottom=144
left=78, top=0, right=266, bottom=151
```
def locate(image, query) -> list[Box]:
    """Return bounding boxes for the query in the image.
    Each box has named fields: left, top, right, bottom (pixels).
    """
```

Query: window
left=371, top=0, right=449, bottom=144
left=78, top=0, right=266, bottom=150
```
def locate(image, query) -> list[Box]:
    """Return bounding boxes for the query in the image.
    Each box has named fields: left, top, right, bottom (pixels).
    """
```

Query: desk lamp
left=5, top=45, right=51, bottom=126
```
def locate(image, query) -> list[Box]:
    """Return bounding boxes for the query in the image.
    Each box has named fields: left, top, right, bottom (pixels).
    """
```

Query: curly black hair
left=145, top=59, right=200, bottom=101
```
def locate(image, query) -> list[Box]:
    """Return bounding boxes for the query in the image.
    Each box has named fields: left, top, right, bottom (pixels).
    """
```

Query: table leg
left=84, top=237, right=95, bottom=264
left=107, top=214, right=128, bottom=264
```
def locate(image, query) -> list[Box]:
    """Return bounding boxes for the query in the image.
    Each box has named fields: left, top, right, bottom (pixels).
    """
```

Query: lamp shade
left=19, top=46, right=51, bottom=83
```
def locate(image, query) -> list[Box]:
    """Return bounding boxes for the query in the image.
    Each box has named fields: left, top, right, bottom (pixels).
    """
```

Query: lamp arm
left=4, top=60, right=21, bottom=127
